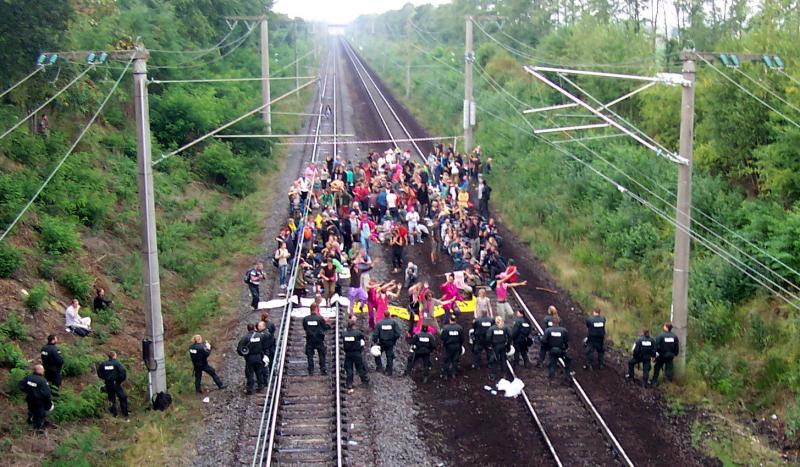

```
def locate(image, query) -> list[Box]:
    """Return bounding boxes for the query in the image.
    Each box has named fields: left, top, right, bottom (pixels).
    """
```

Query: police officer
left=487, top=316, right=513, bottom=380
left=511, top=310, right=533, bottom=368
left=627, top=329, right=656, bottom=387
left=97, top=351, right=129, bottom=418
left=471, top=313, right=493, bottom=369
left=342, top=319, right=369, bottom=391
left=256, top=320, right=274, bottom=382
left=40, top=334, right=64, bottom=389
left=303, top=303, right=330, bottom=375
left=651, top=322, right=680, bottom=386
left=237, top=323, right=265, bottom=394
left=19, top=364, right=52, bottom=429
left=584, top=307, right=606, bottom=370
left=189, top=334, right=226, bottom=393
left=537, top=305, right=559, bottom=367
left=405, top=324, right=436, bottom=382
left=372, top=310, right=402, bottom=375
left=541, top=317, right=572, bottom=384
left=440, top=314, right=464, bottom=379
left=260, top=311, right=277, bottom=368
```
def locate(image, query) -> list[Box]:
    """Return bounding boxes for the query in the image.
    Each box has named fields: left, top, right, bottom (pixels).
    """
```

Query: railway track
left=342, top=37, right=635, bottom=467
left=245, top=42, right=346, bottom=467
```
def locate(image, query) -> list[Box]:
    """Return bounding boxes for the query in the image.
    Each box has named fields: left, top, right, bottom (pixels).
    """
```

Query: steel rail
left=251, top=46, right=335, bottom=467
left=510, top=287, right=635, bottom=467
left=341, top=39, right=427, bottom=161
left=332, top=38, right=344, bottom=467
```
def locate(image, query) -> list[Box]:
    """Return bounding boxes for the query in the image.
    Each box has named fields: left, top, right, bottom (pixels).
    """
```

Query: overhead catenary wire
left=695, top=53, right=800, bottom=129
left=0, top=66, right=45, bottom=100
left=148, top=22, right=240, bottom=54
left=0, top=58, right=133, bottom=243
left=0, top=65, right=95, bottom=140
left=776, top=69, right=800, bottom=88
left=148, top=75, right=315, bottom=84
left=732, top=67, right=800, bottom=115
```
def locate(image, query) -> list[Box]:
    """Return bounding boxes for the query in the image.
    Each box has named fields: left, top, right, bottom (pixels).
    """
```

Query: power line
left=696, top=54, right=800, bottom=129
left=148, top=75, right=315, bottom=84
left=0, top=65, right=95, bottom=140
left=0, top=66, right=45, bottom=99
left=148, top=22, right=240, bottom=54
left=0, top=58, right=133, bottom=243
left=733, top=67, right=800, bottom=115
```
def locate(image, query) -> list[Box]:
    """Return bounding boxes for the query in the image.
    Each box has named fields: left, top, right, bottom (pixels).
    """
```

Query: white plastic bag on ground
left=496, top=378, right=525, bottom=398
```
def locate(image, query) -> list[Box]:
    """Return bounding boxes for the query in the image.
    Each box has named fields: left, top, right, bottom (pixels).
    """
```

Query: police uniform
left=189, top=342, right=224, bottom=392
left=511, top=316, right=533, bottom=367
left=405, top=330, right=436, bottom=378
left=541, top=325, right=572, bottom=382
left=440, top=323, right=464, bottom=377
left=237, top=331, right=265, bottom=393
left=471, top=315, right=493, bottom=368
left=584, top=314, right=606, bottom=368
left=342, top=328, right=369, bottom=388
left=19, top=372, right=52, bottom=428
left=538, top=315, right=555, bottom=366
left=303, top=313, right=330, bottom=375
left=371, top=317, right=402, bottom=375
left=97, top=358, right=129, bottom=417
left=627, top=334, right=656, bottom=386
left=40, top=342, right=64, bottom=388
left=487, top=324, right=512, bottom=380
left=651, top=331, right=680, bottom=385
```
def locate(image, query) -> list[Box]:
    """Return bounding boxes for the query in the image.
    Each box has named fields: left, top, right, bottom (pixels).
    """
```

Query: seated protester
left=65, top=298, right=91, bottom=336
left=93, top=288, right=112, bottom=312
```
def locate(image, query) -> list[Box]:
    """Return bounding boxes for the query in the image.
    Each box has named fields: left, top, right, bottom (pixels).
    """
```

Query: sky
left=273, top=0, right=452, bottom=24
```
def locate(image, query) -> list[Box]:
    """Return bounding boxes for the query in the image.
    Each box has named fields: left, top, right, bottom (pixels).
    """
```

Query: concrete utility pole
left=671, top=58, right=696, bottom=377
left=294, top=20, right=300, bottom=94
left=464, top=16, right=475, bottom=153
left=226, top=15, right=271, bottom=133
left=132, top=46, right=167, bottom=400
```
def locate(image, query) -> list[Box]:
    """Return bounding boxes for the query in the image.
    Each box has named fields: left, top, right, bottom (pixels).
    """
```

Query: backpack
left=303, top=225, right=313, bottom=240
left=243, top=268, right=253, bottom=284
left=152, top=391, right=172, bottom=411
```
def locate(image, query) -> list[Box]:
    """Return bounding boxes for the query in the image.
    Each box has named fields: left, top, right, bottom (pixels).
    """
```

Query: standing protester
left=20, top=365, right=52, bottom=429
left=390, top=226, right=406, bottom=273
left=584, top=307, right=607, bottom=370
left=237, top=324, right=265, bottom=395
left=188, top=335, right=226, bottom=393
left=40, top=335, right=64, bottom=389
left=97, top=351, right=129, bottom=418
left=487, top=316, right=513, bottom=380
left=244, top=263, right=267, bottom=311
left=651, top=322, right=680, bottom=386
left=405, top=324, right=437, bottom=382
left=627, top=329, right=656, bottom=387
left=440, top=314, right=464, bottom=379
left=511, top=310, right=533, bottom=368
left=319, top=259, right=338, bottom=305
left=274, top=242, right=291, bottom=291
left=372, top=310, right=402, bottom=375
left=477, top=178, right=491, bottom=219
left=342, top=319, right=369, bottom=392
left=541, top=317, right=573, bottom=384
left=303, top=304, right=330, bottom=375
left=494, top=274, right=527, bottom=322
left=471, top=313, right=494, bottom=369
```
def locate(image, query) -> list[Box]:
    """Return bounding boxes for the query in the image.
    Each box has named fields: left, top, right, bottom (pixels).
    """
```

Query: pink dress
left=367, top=287, right=379, bottom=329
left=375, top=293, right=389, bottom=323
left=440, top=282, right=463, bottom=312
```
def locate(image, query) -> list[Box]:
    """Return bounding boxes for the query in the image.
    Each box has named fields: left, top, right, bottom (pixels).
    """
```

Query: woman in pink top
left=495, top=273, right=527, bottom=321
left=375, top=281, right=400, bottom=324
left=439, top=274, right=464, bottom=323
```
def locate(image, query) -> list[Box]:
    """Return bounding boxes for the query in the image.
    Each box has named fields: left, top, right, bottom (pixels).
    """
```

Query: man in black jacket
left=189, top=334, right=226, bottom=393
left=405, top=325, right=436, bottom=381
left=19, top=364, right=52, bottom=429
left=237, top=324, right=265, bottom=394
left=97, top=351, right=128, bottom=418
left=651, top=322, right=680, bottom=386
left=440, top=315, right=464, bottom=379
left=584, top=307, right=607, bottom=370
left=511, top=310, right=533, bottom=368
left=40, top=334, right=64, bottom=389
left=303, top=304, right=330, bottom=375
left=372, top=310, right=403, bottom=376
left=627, top=329, right=656, bottom=387
left=342, top=319, right=369, bottom=391
left=541, top=317, right=573, bottom=384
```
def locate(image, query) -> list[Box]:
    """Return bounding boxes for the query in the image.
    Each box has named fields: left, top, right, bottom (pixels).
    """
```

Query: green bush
left=0, top=313, right=31, bottom=341
left=7, top=367, right=28, bottom=397
left=50, top=386, right=105, bottom=422
left=0, top=243, right=22, bottom=278
left=39, top=215, right=81, bottom=254
left=45, top=427, right=102, bottom=467
left=786, top=396, right=800, bottom=439
left=61, top=341, right=98, bottom=377
left=748, top=312, right=778, bottom=351
left=56, top=267, right=93, bottom=301
left=195, top=141, right=254, bottom=197
left=94, top=308, right=123, bottom=334
left=25, top=282, right=49, bottom=312
left=175, top=289, right=220, bottom=332
left=0, top=339, right=28, bottom=369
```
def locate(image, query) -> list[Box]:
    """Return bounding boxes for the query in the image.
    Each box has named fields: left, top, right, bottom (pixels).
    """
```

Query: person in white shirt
left=386, top=189, right=398, bottom=220
left=405, top=207, right=421, bottom=244
left=65, top=298, right=91, bottom=334
left=386, top=150, right=396, bottom=165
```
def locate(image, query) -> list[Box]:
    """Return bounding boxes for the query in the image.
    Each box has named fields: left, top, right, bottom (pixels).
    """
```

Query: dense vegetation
left=353, top=0, right=800, bottom=461
left=0, top=0, right=315, bottom=463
